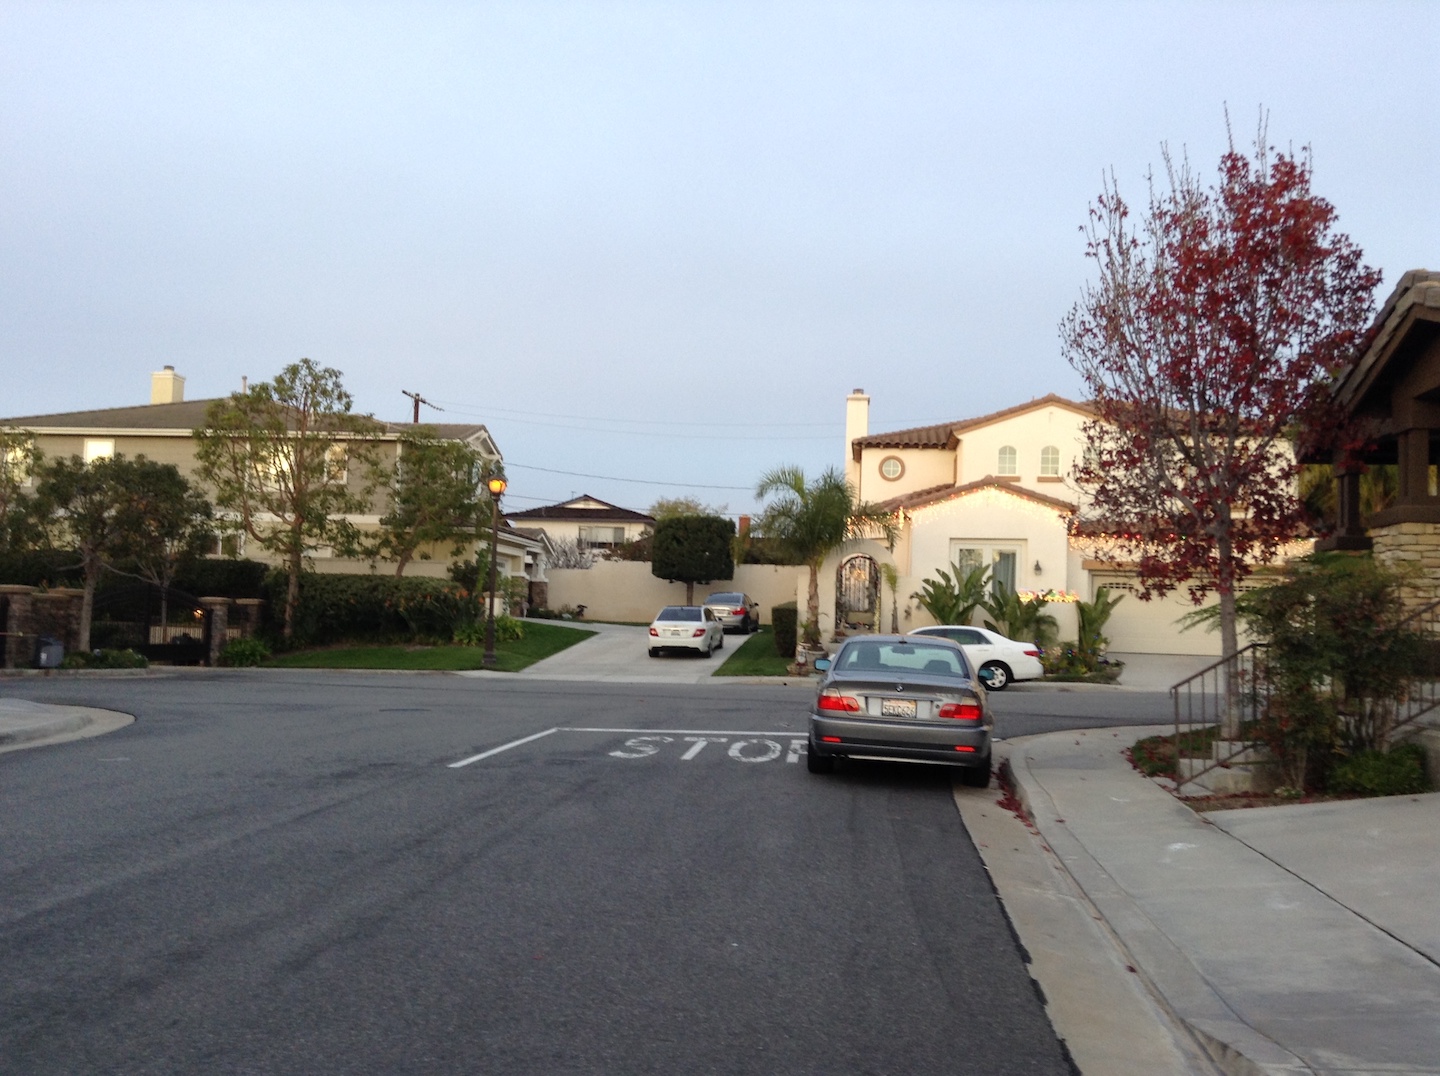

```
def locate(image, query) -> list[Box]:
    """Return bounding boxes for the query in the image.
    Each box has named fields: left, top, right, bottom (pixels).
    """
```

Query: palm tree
left=755, top=466, right=896, bottom=646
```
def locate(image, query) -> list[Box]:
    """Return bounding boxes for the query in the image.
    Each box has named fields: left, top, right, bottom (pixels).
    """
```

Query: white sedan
left=648, top=606, right=725, bottom=658
left=907, top=625, right=1044, bottom=689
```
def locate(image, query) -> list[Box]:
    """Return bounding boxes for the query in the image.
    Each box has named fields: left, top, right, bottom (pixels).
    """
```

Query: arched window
left=997, top=445, right=1018, bottom=476
left=1040, top=445, right=1060, bottom=477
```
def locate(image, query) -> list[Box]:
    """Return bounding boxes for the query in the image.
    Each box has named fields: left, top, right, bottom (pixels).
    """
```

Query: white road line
left=448, top=727, right=560, bottom=768
left=560, top=727, right=797, bottom=736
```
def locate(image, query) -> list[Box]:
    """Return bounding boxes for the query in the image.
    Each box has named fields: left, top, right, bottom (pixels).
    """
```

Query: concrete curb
left=0, top=708, right=89, bottom=745
left=1002, top=748, right=1312, bottom=1076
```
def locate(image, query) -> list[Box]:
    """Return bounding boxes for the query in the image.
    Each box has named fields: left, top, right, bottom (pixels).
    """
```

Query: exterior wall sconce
left=1033, top=560, right=1043, bottom=576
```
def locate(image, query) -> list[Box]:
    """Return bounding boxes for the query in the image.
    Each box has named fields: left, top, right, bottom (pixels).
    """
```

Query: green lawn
left=713, top=627, right=793, bottom=677
left=264, top=622, right=596, bottom=672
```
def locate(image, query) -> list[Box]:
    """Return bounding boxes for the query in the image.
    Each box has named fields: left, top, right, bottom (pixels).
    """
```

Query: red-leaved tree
left=1062, top=123, right=1380, bottom=664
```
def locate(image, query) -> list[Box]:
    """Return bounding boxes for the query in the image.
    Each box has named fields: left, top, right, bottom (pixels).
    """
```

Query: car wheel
left=716, top=634, right=724, bottom=650
left=959, top=761, right=991, bottom=788
left=806, top=740, right=835, bottom=774
left=649, top=648, right=660, bottom=658
left=981, top=661, right=1011, bottom=690
left=701, top=640, right=714, bottom=658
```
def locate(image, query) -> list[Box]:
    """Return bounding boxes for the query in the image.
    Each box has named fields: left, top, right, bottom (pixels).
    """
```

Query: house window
left=84, top=439, right=115, bottom=463
left=1040, top=445, right=1061, bottom=477
left=997, top=445, right=1018, bottom=476
left=951, top=542, right=1023, bottom=596
left=879, top=456, right=905, bottom=481
left=326, top=444, right=348, bottom=483
left=206, top=533, right=244, bottom=557
left=2, top=444, right=34, bottom=487
left=579, top=526, right=625, bottom=548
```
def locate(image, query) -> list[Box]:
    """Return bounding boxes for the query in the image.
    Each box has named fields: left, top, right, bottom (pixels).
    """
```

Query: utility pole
left=401, top=390, right=443, bottom=424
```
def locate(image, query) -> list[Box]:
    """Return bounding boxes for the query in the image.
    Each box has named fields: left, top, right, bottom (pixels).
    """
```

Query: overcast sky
left=3, top=2, right=1436, bottom=516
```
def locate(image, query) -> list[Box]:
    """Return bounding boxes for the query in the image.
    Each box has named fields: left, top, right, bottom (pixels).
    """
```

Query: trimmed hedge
left=0, top=549, right=84, bottom=587
left=268, top=571, right=474, bottom=646
left=772, top=601, right=798, bottom=658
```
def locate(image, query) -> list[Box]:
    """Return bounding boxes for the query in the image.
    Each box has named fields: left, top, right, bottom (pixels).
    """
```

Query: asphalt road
left=0, top=672, right=1172, bottom=1074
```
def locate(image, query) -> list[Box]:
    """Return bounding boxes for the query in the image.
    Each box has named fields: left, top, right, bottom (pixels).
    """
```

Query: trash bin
left=33, top=635, right=64, bottom=669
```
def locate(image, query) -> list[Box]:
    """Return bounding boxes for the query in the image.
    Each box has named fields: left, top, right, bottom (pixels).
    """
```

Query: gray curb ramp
left=1005, top=725, right=1440, bottom=1076
left=0, top=699, right=135, bottom=752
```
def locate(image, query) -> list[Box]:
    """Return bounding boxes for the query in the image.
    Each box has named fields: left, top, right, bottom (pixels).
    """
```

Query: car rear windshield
left=834, top=641, right=970, bottom=677
left=706, top=593, right=742, bottom=604
left=657, top=607, right=703, bottom=621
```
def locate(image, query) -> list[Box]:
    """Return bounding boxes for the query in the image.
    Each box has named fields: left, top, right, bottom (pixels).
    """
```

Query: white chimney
left=845, top=387, right=869, bottom=494
left=150, top=366, right=185, bottom=404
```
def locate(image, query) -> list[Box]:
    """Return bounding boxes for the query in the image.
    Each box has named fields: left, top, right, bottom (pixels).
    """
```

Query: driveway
left=460, top=620, right=742, bottom=684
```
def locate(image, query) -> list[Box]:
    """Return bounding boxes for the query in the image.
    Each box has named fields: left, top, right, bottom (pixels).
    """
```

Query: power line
left=432, top=399, right=841, bottom=430
left=504, top=461, right=753, bottom=491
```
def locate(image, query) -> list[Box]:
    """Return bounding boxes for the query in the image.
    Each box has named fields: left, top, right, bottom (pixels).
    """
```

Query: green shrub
left=1328, top=744, right=1428, bottom=796
left=772, top=601, right=798, bottom=657
left=267, top=571, right=472, bottom=645
left=220, top=637, right=272, bottom=667
left=61, top=648, right=149, bottom=670
left=453, top=614, right=525, bottom=647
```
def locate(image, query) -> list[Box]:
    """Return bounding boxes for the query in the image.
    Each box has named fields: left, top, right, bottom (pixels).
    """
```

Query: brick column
left=33, top=589, right=84, bottom=654
left=1371, top=522, right=1440, bottom=612
left=200, top=598, right=230, bottom=667
left=0, top=585, right=36, bottom=670
left=233, top=599, right=264, bottom=638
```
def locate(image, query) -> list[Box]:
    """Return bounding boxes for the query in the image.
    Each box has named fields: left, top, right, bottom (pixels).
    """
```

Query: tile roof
left=851, top=393, right=1093, bottom=461
left=872, top=477, right=1077, bottom=515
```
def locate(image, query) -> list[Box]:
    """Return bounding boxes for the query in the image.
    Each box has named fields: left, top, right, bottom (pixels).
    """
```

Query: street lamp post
left=482, top=475, right=508, bottom=668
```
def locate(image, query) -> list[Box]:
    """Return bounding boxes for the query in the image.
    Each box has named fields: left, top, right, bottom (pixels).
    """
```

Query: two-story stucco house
left=0, top=367, right=546, bottom=588
left=816, top=389, right=1228, bottom=657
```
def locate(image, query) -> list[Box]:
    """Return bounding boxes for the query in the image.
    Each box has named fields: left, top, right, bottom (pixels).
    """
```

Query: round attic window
left=879, top=456, right=905, bottom=481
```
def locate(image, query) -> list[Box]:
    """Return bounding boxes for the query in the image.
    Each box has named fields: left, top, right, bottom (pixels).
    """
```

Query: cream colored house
left=0, top=367, right=545, bottom=587
left=814, top=389, right=1227, bottom=657
left=505, top=495, right=655, bottom=549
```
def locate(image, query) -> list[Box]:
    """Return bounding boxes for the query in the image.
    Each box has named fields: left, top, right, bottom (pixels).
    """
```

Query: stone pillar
left=33, top=589, right=84, bottom=653
left=233, top=599, right=264, bottom=639
left=200, top=598, right=230, bottom=667
left=0, top=585, right=36, bottom=670
left=1371, top=522, right=1440, bottom=612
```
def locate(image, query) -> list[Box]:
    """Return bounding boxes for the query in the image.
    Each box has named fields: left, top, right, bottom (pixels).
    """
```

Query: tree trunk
left=393, top=550, right=412, bottom=578
left=78, top=557, right=99, bottom=652
left=284, top=543, right=302, bottom=640
left=1216, top=531, right=1241, bottom=738
left=685, top=581, right=695, bottom=604
left=805, top=562, right=821, bottom=644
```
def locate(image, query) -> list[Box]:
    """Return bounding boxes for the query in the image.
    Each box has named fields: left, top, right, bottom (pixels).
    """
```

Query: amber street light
left=483, top=475, right=508, bottom=668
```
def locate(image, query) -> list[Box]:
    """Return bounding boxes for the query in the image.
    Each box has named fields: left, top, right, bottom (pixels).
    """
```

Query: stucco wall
left=855, top=446, right=954, bottom=504
left=955, top=405, right=1087, bottom=487
left=545, top=561, right=804, bottom=622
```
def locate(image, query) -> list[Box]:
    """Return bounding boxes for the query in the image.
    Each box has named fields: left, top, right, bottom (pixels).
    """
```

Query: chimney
left=150, top=366, right=185, bottom=404
left=845, top=388, right=869, bottom=494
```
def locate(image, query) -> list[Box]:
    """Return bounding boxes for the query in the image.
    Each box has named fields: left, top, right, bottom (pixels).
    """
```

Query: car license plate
left=881, top=698, right=917, bottom=718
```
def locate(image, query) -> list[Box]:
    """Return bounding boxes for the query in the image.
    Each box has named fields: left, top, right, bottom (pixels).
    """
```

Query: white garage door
left=1089, top=573, right=1222, bottom=657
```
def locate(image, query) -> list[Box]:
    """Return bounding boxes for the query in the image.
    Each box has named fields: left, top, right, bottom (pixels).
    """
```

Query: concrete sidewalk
left=0, top=697, right=134, bottom=753
left=1006, top=725, right=1440, bottom=1075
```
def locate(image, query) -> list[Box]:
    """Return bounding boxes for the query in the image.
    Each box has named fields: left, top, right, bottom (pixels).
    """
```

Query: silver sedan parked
left=806, top=635, right=993, bottom=786
left=702, top=591, right=760, bottom=633
left=648, top=606, right=725, bottom=658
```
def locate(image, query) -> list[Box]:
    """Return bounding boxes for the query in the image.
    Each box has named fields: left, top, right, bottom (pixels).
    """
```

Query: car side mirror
left=977, top=666, right=995, bottom=686
left=813, top=657, right=831, bottom=672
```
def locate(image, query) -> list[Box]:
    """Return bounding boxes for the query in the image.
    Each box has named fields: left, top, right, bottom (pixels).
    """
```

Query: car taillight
left=937, top=702, right=983, bottom=720
left=649, top=627, right=659, bottom=636
left=692, top=628, right=707, bottom=637
left=1024, top=648, right=1041, bottom=657
left=817, top=691, right=861, bottom=712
